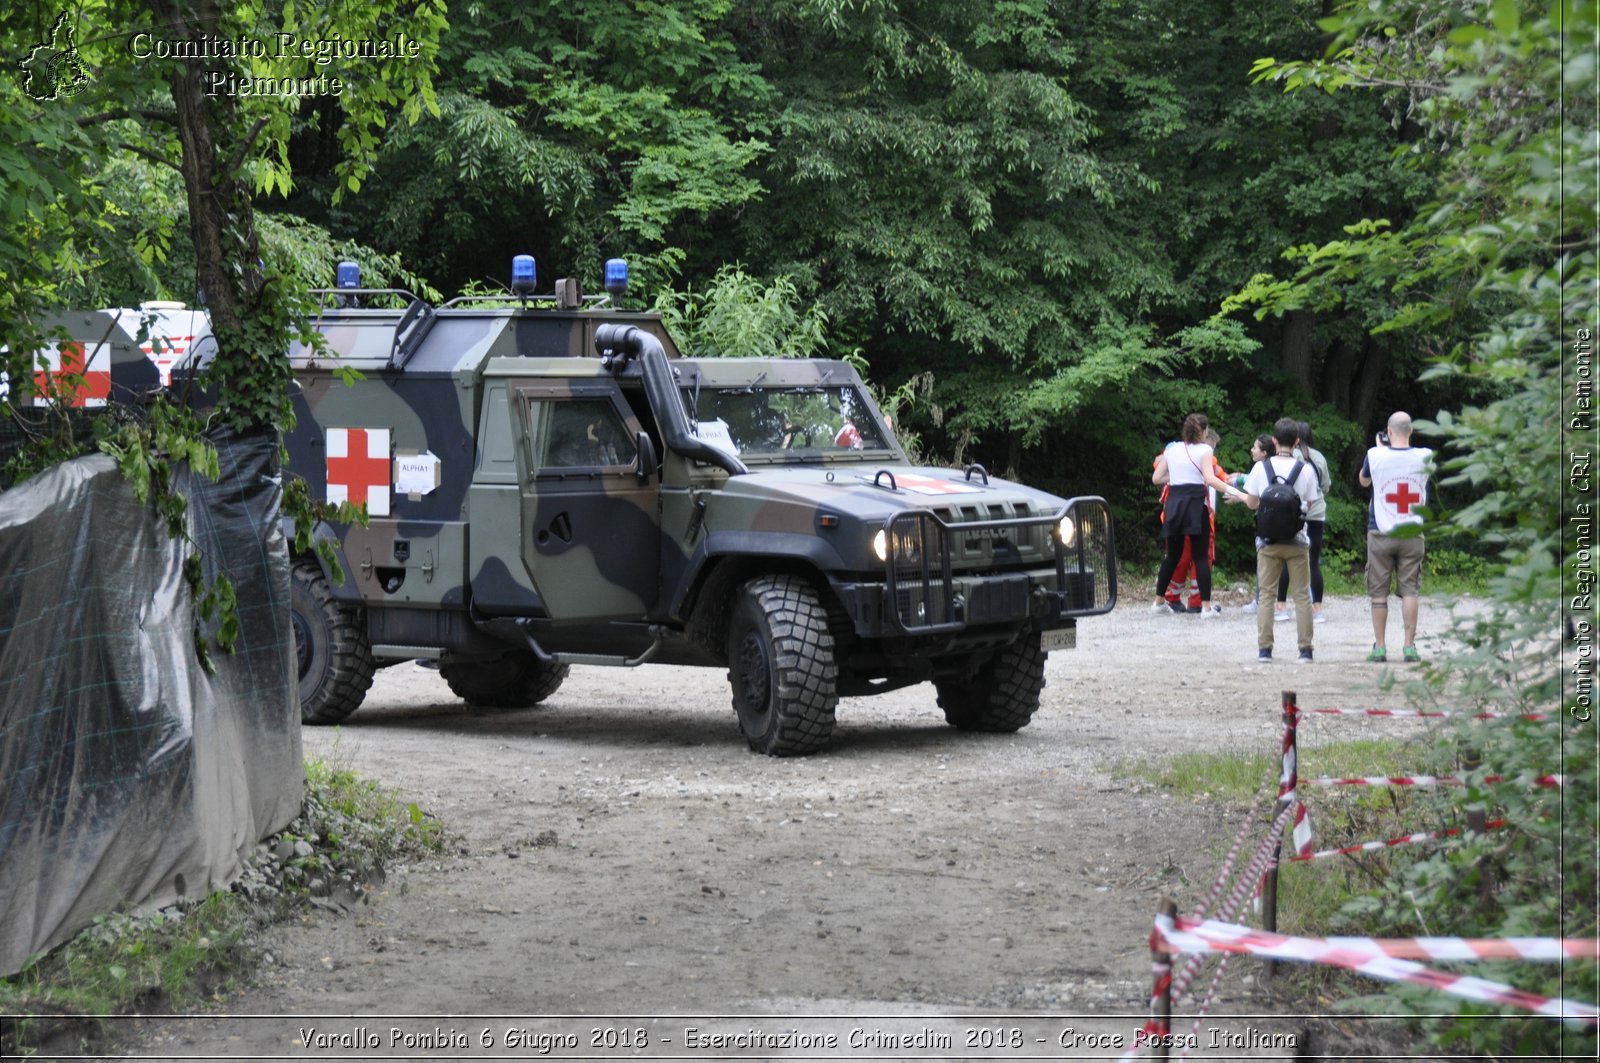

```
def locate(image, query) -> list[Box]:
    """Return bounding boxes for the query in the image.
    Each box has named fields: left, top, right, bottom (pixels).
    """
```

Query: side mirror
left=635, top=431, right=658, bottom=485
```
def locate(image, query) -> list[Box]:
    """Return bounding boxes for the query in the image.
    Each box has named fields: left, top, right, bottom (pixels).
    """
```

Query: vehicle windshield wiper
left=731, top=371, right=767, bottom=394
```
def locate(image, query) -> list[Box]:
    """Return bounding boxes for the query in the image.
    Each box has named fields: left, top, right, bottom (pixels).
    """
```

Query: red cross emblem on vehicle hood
left=326, top=427, right=392, bottom=517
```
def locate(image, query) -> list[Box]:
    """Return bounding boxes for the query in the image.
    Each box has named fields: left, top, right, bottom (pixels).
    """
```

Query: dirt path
left=125, top=590, right=1455, bottom=1060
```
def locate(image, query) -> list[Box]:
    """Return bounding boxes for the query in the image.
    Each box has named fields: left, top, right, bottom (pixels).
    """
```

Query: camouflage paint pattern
left=43, top=290, right=1114, bottom=681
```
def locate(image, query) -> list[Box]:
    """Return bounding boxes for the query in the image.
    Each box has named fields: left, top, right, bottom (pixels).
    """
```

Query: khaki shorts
left=1366, top=531, right=1425, bottom=599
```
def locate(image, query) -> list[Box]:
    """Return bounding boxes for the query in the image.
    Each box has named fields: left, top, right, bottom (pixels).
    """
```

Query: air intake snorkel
left=595, top=323, right=747, bottom=477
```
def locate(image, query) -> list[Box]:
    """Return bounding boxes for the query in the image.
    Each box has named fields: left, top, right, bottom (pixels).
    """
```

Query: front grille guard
left=882, top=496, right=1118, bottom=634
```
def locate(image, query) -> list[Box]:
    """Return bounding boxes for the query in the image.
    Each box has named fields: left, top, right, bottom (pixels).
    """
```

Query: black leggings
left=1156, top=532, right=1211, bottom=601
left=1277, top=519, right=1325, bottom=603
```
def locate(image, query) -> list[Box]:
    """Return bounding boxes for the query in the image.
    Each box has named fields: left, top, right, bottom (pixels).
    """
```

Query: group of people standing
left=1150, top=411, right=1433, bottom=664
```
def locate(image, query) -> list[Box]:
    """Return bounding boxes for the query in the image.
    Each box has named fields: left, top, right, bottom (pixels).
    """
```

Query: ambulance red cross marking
left=326, top=428, right=391, bottom=516
left=1386, top=482, right=1422, bottom=514
left=32, top=342, right=111, bottom=407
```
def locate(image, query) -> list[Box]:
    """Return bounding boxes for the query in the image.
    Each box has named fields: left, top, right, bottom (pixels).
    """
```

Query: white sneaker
left=1241, top=601, right=1259, bottom=615
left=1152, top=600, right=1171, bottom=613
left=1313, top=610, right=1326, bottom=624
left=1199, top=607, right=1219, bottom=620
left=1275, top=609, right=1291, bottom=623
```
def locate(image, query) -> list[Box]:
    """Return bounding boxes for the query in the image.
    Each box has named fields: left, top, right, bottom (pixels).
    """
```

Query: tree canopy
left=0, top=0, right=1586, bottom=556
left=0, top=0, right=1592, bottom=1046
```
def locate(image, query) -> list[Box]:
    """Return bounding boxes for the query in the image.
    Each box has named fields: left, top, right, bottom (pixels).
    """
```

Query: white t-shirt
left=1163, top=441, right=1215, bottom=487
left=1244, top=452, right=1323, bottom=548
left=1364, top=445, right=1432, bottom=533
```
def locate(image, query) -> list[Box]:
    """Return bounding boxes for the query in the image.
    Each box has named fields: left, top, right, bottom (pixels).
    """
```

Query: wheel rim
left=735, top=629, right=772, bottom=713
left=291, top=611, right=313, bottom=682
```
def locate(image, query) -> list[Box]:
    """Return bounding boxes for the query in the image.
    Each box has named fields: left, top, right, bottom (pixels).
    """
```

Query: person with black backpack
left=1240, top=418, right=1324, bottom=663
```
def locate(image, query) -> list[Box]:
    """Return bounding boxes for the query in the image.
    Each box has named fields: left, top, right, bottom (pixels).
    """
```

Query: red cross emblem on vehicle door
left=326, top=427, right=392, bottom=517
left=1385, top=481, right=1422, bottom=514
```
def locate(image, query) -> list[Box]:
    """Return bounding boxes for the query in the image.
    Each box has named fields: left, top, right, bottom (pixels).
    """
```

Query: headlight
left=872, top=529, right=888, bottom=561
left=1057, top=516, right=1076, bottom=546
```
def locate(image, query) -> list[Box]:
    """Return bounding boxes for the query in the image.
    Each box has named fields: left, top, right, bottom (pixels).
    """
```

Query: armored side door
left=513, top=381, right=661, bottom=620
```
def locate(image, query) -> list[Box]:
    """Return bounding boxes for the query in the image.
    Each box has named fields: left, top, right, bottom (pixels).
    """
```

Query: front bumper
left=831, top=496, right=1117, bottom=639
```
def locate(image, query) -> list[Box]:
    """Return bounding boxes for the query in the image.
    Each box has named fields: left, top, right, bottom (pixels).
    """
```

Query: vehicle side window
left=530, top=399, right=636, bottom=471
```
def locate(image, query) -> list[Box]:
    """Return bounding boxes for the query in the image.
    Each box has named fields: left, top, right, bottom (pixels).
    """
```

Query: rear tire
left=935, top=631, right=1046, bottom=732
left=727, top=575, right=837, bottom=756
left=440, top=651, right=569, bottom=709
left=291, top=560, right=375, bottom=725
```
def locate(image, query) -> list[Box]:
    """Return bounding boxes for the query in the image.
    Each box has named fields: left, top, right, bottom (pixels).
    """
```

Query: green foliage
left=309, top=0, right=772, bottom=292
left=0, top=1, right=444, bottom=669
left=1126, top=738, right=1422, bottom=805
left=0, top=896, right=253, bottom=1040
left=1331, top=720, right=1596, bottom=1057
left=651, top=265, right=834, bottom=359
left=1238, top=0, right=1595, bottom=1052
left=234, top=756, right=446, bottom=909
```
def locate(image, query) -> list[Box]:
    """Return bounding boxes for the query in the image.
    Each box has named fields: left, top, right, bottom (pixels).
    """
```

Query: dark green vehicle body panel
left=280, top=290, right=1117, bottom=698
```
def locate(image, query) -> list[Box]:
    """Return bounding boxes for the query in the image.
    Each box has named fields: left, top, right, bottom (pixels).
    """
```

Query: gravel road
left=124, top=588, right=1460, bottom=1060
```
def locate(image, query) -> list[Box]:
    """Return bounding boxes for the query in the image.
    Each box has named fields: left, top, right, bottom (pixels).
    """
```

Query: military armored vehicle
left=288, top=259, right=1116, bottom=754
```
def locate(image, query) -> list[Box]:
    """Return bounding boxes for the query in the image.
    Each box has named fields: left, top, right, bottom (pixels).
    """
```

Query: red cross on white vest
left=326, top=427, right=391, bottom=517
left=1386, top=482, right=1422, bottom=514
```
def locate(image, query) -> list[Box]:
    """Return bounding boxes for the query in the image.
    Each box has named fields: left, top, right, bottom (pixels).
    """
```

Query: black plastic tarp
left=0, top=428, right=301, bottom=975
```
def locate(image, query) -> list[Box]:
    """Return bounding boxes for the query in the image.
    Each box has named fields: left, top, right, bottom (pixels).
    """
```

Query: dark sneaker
left=1258, top=648, right=1272, bottom=662
left=1297, top=648, right=1314, bottom=664
left=1168, top=600, right=1187, bottom=613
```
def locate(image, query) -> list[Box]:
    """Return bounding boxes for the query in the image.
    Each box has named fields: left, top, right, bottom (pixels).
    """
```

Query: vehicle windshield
left=685, top=384, right=891, bottom=460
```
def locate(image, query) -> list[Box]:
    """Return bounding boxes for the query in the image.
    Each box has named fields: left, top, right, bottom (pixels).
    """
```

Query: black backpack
left=1255, top=459, right=1306, bottom=543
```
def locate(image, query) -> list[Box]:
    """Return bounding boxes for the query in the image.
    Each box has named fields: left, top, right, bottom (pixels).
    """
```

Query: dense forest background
left=1, top=2, right=1591, bottom=1050
left=0, top=0, right=1580, bottom=572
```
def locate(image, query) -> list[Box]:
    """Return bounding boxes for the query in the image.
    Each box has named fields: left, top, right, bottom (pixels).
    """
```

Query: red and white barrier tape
left=1318, top=934, right=1598, bottom=963
left=1288, top=820, right=1509, bottom=863
left=1153, top=914, right=1600, bottom=1024
left=1307, top=774, right=1563, bottom=789
left=1307, top=707, right=1553, bottom=721
left=1278, top=701, right=1313, bottom=856
left=1193, top=758, right=1277, bottom=920
left=1165, top=801, right=1297, bottom=1013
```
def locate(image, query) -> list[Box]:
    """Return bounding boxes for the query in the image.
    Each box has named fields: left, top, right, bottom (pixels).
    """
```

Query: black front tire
left=727, top=575, right=838, bottom=756
left=290, top=561, right=375, bottom=725
left=440, top=651, right=569, bottom=709
left=935, top=631, right=1046, bottom=732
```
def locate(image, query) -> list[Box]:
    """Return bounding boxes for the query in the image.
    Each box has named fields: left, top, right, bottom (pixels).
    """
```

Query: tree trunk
left=1322, top=337, right=1361, bottom=417
left=148, top=0, right=267, bottom=427
left=1279, top=309, right=1317, bottom=397
left=1351, top=337, right=1390, bottom=432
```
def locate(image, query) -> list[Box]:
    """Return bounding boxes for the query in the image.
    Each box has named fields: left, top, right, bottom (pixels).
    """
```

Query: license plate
left=1040, top=626, right=1075, bottom=653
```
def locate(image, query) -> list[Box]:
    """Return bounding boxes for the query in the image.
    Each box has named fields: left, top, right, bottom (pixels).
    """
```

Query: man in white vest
left=1360, top=412, right=1433, bottom=663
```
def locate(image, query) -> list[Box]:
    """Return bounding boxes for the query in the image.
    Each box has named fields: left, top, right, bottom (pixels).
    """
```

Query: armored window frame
left=517, top=385, right=640, bottom=476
